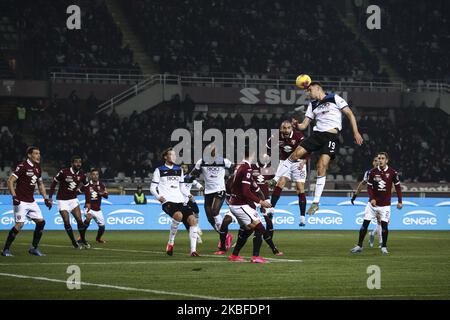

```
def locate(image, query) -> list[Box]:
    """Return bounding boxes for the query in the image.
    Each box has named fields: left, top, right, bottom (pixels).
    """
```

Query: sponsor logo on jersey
left=402, top=210, right=437, bottom=226
left=308, top=209, right=343, bottom=225
left=106, top=209, right=145, bottom=225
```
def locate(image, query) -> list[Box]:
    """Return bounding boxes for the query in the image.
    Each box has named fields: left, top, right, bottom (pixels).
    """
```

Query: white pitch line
left=0, top=260, right=228, bottom=266
left=253, top=293, right=450, bottom=299
left=0, top=272, right=227, bottom=300
left=16, top=243, right=303, bottom=263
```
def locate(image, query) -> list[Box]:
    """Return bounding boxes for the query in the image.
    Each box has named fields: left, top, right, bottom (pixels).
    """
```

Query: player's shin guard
left=358, top=220, right=371, bottom=247
left=168, top=220, right=181, bottom=245
left=3, top=227, right=19, bottom=251
left=64, top=224, right=77, bottom=245
left=189, top=225, right=198, bottom=253
left=97, top=225, right=105, bottom=240
left=298, top=193, right=307, bottom=216
left=232, top=228, right=252, bottom=256
left=32, top=220, right=45, bottom=248
left=313, top=176, right=326, bottom=203
left=252, top=229, right=263, bottom=257
left=381, top=221, right=389, bottom=248
left=271, top=186, right=282, bottom=207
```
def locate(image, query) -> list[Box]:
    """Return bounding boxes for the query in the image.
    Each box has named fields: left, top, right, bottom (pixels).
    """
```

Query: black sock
left=299, top=193, right=306, bottom=216
left=252, top=229, right=263, bottom=256
left=232, top=229, right=252, bottom=256
left=256, top=223, right=277, bottom=252
left=64, top=224, right=77, bottom=245
left=358, top=220, right=371, bottom=247
left=264, top=215, right=274, bottom=239
left=182, top=220, right=190, bottom=231
left=207, top=216, right=216, bottom=229
left=381, top=221, right=389, bottom=248
left=78, top=222, right=87, bottom=242
left=97, top=225, right=105, bottom=240
left=218, top=221, right=229, bottom=251
left=32, top=221, right=45, bottom=248
left=4, top=227, right=19, bottom=251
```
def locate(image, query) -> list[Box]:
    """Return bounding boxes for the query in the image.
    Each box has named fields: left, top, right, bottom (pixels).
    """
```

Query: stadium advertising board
left=0, top=196, right=448, bottom=231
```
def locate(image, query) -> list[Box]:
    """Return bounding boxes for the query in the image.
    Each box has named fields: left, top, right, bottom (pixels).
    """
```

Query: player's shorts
left=274, top=159, right=307, bottom=183
left=57, top=198, right=80, bottom=212
left=187, top=200, right=200, bottom=215
left=363, top=202, right=391, bottom=223
left=300, top=131, right=339, bottom=160
left=14, top=201, right=43, bottom=223
left=162, top=202, right=194, bottom=221
left=229, top=204, right=261, bottom=227
left=204, top=191, right=226, bottom=212
left=85, top=209, right=105, bottom=226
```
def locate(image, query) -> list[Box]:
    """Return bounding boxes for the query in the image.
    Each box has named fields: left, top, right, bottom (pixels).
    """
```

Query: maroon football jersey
left=251, top=163, right=274, bottom=199
left=229, top=161, right=261, bottom=208
left=51, top=167, right=89, bottom=200
left=367, top=166, right=401, bottom=206
left=267, top=130, right=306, bottom=160
left=85, top=181, right=108, bottom=211
left=12, top=159, right=42, bottom=202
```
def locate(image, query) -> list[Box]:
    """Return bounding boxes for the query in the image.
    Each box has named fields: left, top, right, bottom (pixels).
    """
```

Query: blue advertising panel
left=0, top=195, right=449, bottom=230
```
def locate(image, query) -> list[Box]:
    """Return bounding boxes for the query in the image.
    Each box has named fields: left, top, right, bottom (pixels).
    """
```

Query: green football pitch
left=0, top=230, right=449, bottom=300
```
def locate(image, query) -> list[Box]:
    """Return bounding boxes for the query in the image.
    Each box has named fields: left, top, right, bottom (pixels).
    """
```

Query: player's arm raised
left=341, top=107, right=363, bottom=146
left=292, top=117, right=311, bottom=131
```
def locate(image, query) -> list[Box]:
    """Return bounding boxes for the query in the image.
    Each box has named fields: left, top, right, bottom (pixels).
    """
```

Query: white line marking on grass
left=0, top=272, right=227, bottom=300
left=253, top=293, right=450, bottom=299
left=16, top=243, right=303, bottom=263
left=0, top=261, right=230, bottom=266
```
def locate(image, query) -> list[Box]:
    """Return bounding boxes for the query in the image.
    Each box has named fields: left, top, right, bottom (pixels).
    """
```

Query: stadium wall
left=0, top=196, right=448, bottom=231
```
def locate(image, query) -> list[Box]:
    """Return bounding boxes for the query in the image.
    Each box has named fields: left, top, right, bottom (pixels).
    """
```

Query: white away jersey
left=194, top=157, right=232, bottom=194
left=305, top=93, right=348, bottom=132
left=150, top=164, right=187, bottom=204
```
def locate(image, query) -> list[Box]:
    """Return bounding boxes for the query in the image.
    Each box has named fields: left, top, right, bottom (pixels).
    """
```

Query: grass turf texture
left=0, top=230, right=449, bottom=300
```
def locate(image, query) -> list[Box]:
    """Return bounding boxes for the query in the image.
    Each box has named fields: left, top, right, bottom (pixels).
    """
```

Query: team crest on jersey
left=386, top=173, right=390, bottom=178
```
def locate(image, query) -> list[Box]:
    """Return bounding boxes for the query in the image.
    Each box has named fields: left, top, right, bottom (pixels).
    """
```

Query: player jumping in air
left=351, top=152, right=403, bottom=255
left=268, top=120, right=309, bottom=227
left=2, top=147, right=52, bottom=257
left=190, top=145, right=233, bottom=251
left=49, top=156, right=90, bottom=249
left=151, top=148, right=200, bottom=257
left=275, top=82, right=364, bottom=215
left=226, top=148, right=275, bottom=263
left=351, top=155, right=382, bottom=247
left=82, top=168, right=108, bottom=244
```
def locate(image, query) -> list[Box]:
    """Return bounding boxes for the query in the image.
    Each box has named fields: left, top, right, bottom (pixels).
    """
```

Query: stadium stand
left=1, top=0, right=138, bottom=79
left=355, top=0, right=450, bottom=82
left=122, top=0, right=381, bottom=80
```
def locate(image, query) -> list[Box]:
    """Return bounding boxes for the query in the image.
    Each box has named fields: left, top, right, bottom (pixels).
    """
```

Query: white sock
left=213, top=214, right=223, bottom=231
left=168, top=220, right=180, bottom=245
left=313, top=176, right=326, bottom=203
left=377, top=223, right=383, bottom=244
left=189, top=225, right=198, bottom=252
